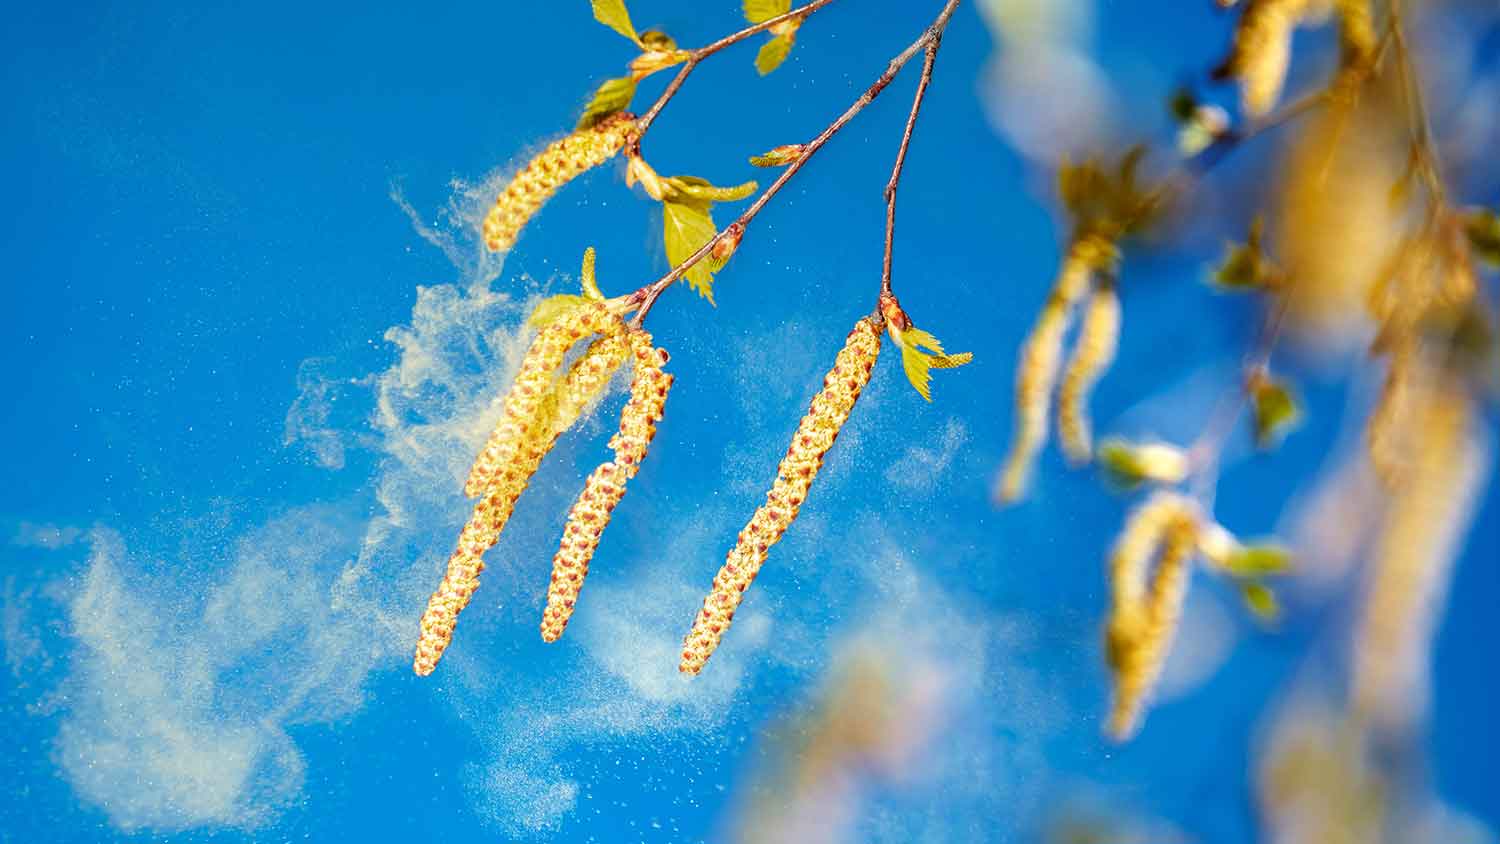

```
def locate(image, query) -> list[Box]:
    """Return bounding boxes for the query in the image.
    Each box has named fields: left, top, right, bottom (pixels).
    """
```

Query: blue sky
left=3, top=1, right=1498, bottom=842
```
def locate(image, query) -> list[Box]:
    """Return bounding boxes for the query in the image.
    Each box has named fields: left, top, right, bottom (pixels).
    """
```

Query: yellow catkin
left=1364, top=338, right=1418, bottom=489
left=540, top=331, right=672, bottom=642
left=1104, top=492, right=1199, bottom=740
left=1334, top=0, right=1377, bottom=73
left=547, top=332, right=631, bottom=439
left=997, top=234, right=1112, bottom=502
left=679, top=318, right=882, bottom=675
left=1057, top=279, right=1121, bottom=465
left=1220, top=0, right=1318, bottom=117
left=413, top=435, right=552, bottom=676
left=1351, top=384, right=1479, bottom=734
left=464, top=302, right=620, bottom=499
left=481, top=112, right=637, bottom=252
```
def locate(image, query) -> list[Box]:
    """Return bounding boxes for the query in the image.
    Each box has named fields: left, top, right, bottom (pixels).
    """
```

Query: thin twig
left=881, top=37, right=942, bottom=299
left=627, top=0, right=964, bottom=327
left=630, top=0, right=841, bottom=149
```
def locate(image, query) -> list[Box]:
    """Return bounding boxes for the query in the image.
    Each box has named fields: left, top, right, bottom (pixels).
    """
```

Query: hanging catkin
left=482, top=112, right=637, bottom=252
left=1351, top=383, right=1479, bottom=734
left=998, top=233, right=1113, bottom=501
left=541, top=331, right=673, bottom=642
left=1058, top=277, right=1121, bottom=464
left=679, top=317, right=882, bottom=675
left=465, top=302, right=619, bottom=499
left=1103, top=492, right=1200, bottom=740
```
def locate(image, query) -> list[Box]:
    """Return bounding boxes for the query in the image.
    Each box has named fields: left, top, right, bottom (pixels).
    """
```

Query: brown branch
left=630, top=0, right=841, bottom=149
left=628, top=0, right=964, bottom=327
left=881, top=37, right=942, bottom=299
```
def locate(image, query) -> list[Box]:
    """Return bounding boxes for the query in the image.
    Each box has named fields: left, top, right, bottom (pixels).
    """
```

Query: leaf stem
left=628, top=0, right=964, bottom=327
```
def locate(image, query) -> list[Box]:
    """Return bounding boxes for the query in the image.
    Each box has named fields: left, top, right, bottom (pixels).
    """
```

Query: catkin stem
left=679, top=318, right=882, bottom=675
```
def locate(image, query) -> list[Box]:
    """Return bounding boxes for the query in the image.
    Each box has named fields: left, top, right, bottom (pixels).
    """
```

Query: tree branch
left=628, top=0, right=964, bottom=327
left=881, top=37, right=942, bottom=299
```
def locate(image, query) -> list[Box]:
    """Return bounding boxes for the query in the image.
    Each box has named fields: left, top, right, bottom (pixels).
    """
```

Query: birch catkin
left=998, top=234, right=1112, bottom=501
left=1058, top=279, right=1121, bottom=464
left=465, top=302, right=619, bottom=499
left=541, top=331, right=672, bottom=642
left=1104, top=492, right=1199, bottom=740
left=413, top=435, right=552, bottom=676
left=679, top=318, right=882, bottom=675
left=482, top=112, right=637, bottom=253
left=1352, top=384, right=1479, bottom=734
left=1218, top=0, right=1317, bottom=118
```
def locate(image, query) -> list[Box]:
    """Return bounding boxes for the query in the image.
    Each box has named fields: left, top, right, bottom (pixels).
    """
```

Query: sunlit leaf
left=750, top=144, right=804, bottom=167
left=638, top=29, right=676, bottom=51
left=528, top=294, right=590, bottom=329
left=665, top=175, right=758, bottom=204
left=755, top=33, right=795, bottom=75
left=1225, top=543, right=1291, bottom=577
left=663, top=199, right=720, bottom=303
left=591, top=0, right=640, bottom=44
left=743, top=0, right=790, bottom=24
left=1251, top=376, right=1300, bottom=448
left=1466, top=208, right=1500, bottom=268
left=1211, top=217, right=1278, bottom=290
left=1097, top=438, right=1189, bottom=490
left=580, top=247, right=603, bottom=300
left=1241, top=581, right=1280, bottom=622
left=892, top=325, right=971, bottom=401
left=578, top=76, right=637, bottom=129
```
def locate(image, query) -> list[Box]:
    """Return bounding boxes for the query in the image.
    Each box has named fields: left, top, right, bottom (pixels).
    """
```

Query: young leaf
left=578, top=76, right=638, bottom=129
left=528, top=294, right=590, bottom=329
left=1241, top=581, right=1280, bottom=623
left=743, top=0, right=790, bottom=24
left=750, top=144, right=805, bottom=167
left=755, top=34, right=795, bottom=75
left=1466, top=208, right=1500, bottom=267
left=1211, top=217, right=1277, bottom=290
left=580, top=247, right=604, bottom=300
left=1097, top=438, right=1190, bottom=490
left=1251, top=376, right=1300, bottom=448
left=638, top=30, right=677, bottom=51
left=663, top=200, right=720, bottom=303
left=591, top=0, right=640, bottom=44
left=665, top=176, right=758, bottom=204
left=1225, top=543, right=1291, bottom=577
left=884, top=321, right=973, bottom=402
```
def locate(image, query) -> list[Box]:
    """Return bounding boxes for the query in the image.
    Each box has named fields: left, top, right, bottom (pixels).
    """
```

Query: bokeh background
left=3, top=1, right=1497, bottom=841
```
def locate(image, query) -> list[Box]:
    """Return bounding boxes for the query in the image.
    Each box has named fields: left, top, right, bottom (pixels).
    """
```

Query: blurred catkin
left=541, top=331, right=672, bottom=642
left=1058, top=278, right=1121, bottom=464
left=679, top=318, right=882, bottom=675
left=1104, top=492, right=1199, bottom=740
left=1352, top=381, right=1482, bottom=734
left=482, top=112, right=637, bottom=253
left=999, top=233, right=1114, bottom=501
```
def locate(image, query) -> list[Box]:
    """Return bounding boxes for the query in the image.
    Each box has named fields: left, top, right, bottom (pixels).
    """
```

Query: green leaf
left=901, top=343, right=934, bottom=401
left=578, top=76, right=637, bottom=129
left=750, top=144, right=804, bottom=167
left=1225, top=543, right=1291, bottom=577
left=664, top=175, right=758, bottom=204
left=663, top=199, right=720, bottom=303
left=1211, top=218, right=1275, bottom=290
left=580, top=247, right=603, bottom=300
left=1240, top=581, right=1281, bottom=623
left=755, top=33, right=795, bottom=75
left=528, top=294, right=590, bottom=329
left=743, top=0, right=790, bottom=24
left=638, top=29, right=677, bottom=51
left=591, top=0, right=639, bottom=44
left=1097, top=438, right=1148, bottom=491
left=1466, top=208, right=1500, bottom=267
left=1251, top=378, right=1300, bottom=448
